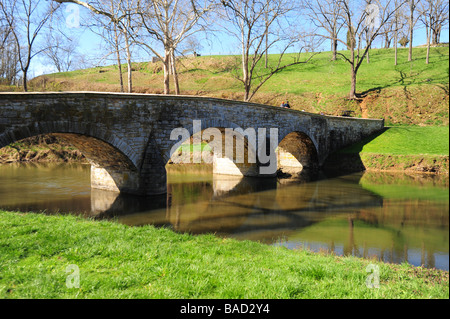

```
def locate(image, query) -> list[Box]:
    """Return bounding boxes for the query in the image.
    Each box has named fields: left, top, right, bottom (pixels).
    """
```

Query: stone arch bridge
left=0, top=92, right=384, bottom=195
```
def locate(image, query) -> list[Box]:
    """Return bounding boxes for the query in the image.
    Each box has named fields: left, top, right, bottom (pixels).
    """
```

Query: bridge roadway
left=0, top=92, right=384, bottom=195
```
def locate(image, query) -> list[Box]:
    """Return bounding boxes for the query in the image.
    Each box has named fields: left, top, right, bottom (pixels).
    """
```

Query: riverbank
left=324, top=126, right=449, bottom=174
left=0, top=209, right=448, bottom=299
left=0, top=135, right=86, bottom=164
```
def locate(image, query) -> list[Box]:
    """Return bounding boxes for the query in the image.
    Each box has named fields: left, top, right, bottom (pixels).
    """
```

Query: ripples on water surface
left=0, top=163, right=448, bottom=270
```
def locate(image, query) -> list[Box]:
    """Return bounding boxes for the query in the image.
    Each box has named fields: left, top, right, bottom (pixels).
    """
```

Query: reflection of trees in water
left=315, top=200, right=449, bottom=269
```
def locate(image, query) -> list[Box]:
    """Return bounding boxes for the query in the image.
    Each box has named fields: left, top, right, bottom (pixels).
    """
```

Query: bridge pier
left=212, top=157, right=261, bottom=177
left=90, top=165, right=141, bottom=194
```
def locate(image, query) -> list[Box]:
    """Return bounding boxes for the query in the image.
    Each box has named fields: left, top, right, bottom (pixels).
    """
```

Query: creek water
left=0, top=162, right=448, bottom=270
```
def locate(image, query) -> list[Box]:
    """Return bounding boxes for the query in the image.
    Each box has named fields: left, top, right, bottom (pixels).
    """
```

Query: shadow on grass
left=321, top=128, right=390, bottom=176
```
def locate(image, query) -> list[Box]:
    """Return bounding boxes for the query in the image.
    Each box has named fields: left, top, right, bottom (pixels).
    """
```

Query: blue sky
left=31, top=3, right=449, bottom=77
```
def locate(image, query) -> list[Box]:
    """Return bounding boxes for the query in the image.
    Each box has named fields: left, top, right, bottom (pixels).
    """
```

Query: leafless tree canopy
left=303, top=0, right=346, bottom=61
left=219, top=0, right=319, bottom=101
left=0, top=18, right=19, bottom=85
left=331, top=0, right=408, bottom=99
left=0, top=0, right=60, bottom=91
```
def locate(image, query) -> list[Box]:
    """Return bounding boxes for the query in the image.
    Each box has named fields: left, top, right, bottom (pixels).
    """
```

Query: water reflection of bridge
left=91, top=171, right=382, bottom=241
left=90, top=169, right=448, bottom=270
left=92, top=170, right=381, bottom=227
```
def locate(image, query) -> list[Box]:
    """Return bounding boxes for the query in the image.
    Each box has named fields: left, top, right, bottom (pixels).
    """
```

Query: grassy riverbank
left=0, top=210, right=448, bottom=299
left=325, top=126, right=449, bottom=174
left=0, top=135, right=86, bottom=164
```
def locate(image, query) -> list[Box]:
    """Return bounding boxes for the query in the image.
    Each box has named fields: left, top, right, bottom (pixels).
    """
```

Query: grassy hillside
left=11, top=45, right=449, bottom=126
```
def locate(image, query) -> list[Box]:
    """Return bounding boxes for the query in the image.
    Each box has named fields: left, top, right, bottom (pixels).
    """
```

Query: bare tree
left=134, top=0, right=215, bottom=95
left=110, top=15, right=125, bottom=92
left=407, top=0, right=421, bottom=61
left=380, top=0, right=407, bottom=49
left=0, top=0, right=60, bottom=91
left=335, top=0, right=407, bottom=99
left=55, top=0, right=214, bottom=95
left=220, top=0, right=318, bottom=102
left=0, top=18, right=19, bottom=85
left=429, top=0, right=448, bottom=44
left=418, top=0, right=449, bottom=64
left=378, top=0, right=407, bottom=65
left=56, top=0, right=138, bottom=92
left=393, top=0, right=407, bottom=65
left=304, top=0, right=345, bottom=61
left=41, top=31, right=79, bottom=73
left=83, top=0, right=137, bottom=92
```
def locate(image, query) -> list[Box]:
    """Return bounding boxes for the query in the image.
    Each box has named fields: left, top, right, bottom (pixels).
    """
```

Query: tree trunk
left=163, top=49, right=170, bottom=94
left=408, top=0, right=414, bottom=62
left=170, top=49, right=180, bottom=95
left=349, top=46, right=357, bottom=99
left=394, top=30, right=398, bottom=66
left=117, top=53, right=124, bottom=93
left=264, top=0, right=269, bottom=68
left=331, top=36, right=337, bottom=61
left=426, top=25, right=430, bottom=64
left=242, top=38, right=250, bottom=101
left=384, top=33, right=391, bottom=48
left=113, top=23, right=124, bottom=93
left=433, top=25, right=441, bottom=45
left=22, top=71, right=28, bottom=92
left=349, top=67, right=357, bottom=99
left=265, top=33, right=268, bottom=68
left=394, top=10, right=398, bottom=66
left=124, top=32, right=132, bottom=93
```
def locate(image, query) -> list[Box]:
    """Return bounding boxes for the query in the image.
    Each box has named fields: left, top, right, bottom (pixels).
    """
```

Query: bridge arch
left=0, top=121, right=142, bottom=194
left=163, top=118, right=260, bottom=177
left=0, top=121, right=138, bottom=166
left=277, top=130, right=319, bottom=174
left=161, top=118, right=256, bottom=163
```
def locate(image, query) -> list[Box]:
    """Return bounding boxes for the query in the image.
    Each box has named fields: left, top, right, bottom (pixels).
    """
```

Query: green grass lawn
left=340, top=126, right=449, bottom=156
left=261, top=46, right=449, bottom=96
left=0, top=210, right=448, bottom=299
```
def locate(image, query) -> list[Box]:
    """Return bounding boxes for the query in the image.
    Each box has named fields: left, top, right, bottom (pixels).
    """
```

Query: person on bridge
left=280, top=101, right=290, bottom=108
left=284, top=101, right=291, bottom=109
